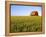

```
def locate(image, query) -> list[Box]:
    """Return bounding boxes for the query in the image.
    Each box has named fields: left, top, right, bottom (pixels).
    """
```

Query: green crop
left=10, top=16, right=42, bottom=33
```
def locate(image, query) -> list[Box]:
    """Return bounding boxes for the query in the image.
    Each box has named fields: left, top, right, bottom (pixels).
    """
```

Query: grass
left=10, top=16, right=42, bottom=33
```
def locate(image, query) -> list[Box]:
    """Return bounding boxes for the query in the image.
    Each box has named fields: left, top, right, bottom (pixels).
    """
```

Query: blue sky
left=11, top=5, right=42, bottom=16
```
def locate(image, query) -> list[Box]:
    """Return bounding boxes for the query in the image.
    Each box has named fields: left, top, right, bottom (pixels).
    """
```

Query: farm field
left=10, top=16, right=42, bottom=33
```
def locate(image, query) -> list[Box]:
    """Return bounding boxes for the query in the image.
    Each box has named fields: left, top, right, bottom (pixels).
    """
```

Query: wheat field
left=10, top=16, right=42, bottom=33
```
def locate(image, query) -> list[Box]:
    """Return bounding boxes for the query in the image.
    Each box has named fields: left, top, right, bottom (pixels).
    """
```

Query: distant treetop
left=31, top=11, right=38, bottom=16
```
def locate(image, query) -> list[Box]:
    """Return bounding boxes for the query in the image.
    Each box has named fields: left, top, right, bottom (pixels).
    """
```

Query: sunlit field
left=10, top=16, right=42, bottom=33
